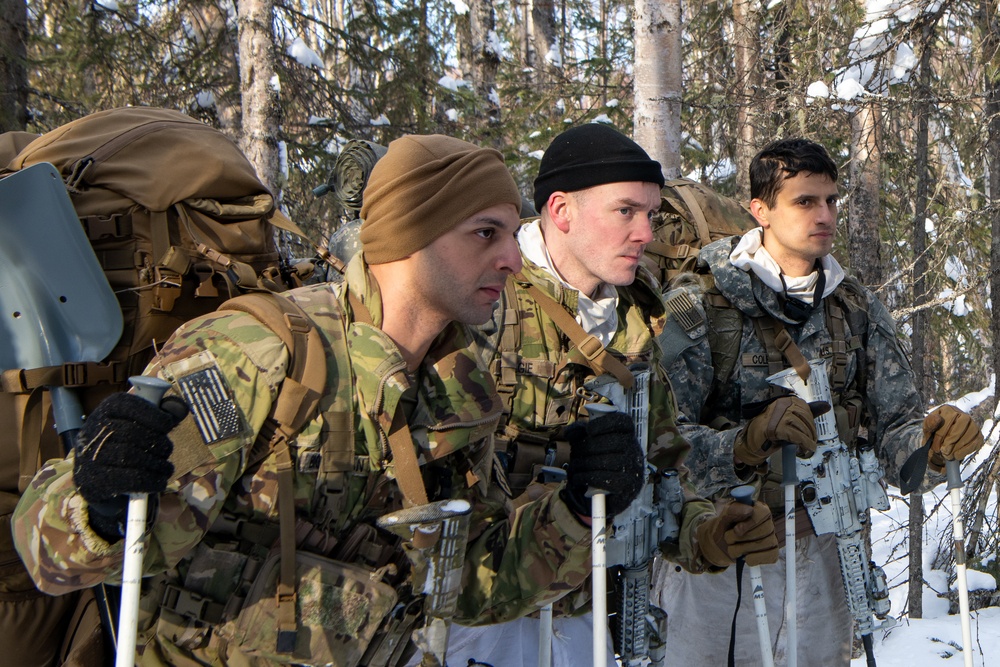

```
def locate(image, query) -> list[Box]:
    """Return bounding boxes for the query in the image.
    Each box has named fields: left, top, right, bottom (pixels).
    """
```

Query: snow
left=194, top=91, right=215, bottom=109
left=449, top=0, right=470, bottom=15
left=835, top=77, right=866, bottom=101
left=606, top=99, right=620, bottom=108
left=288, top=37, right=324, bottom=70
left=445, top=108, right=459, bottom=122
left=438, top=75, right=471, bottom=92
left=850, top=382, right=1000, bottom=665
left=369, top=114, right=390, bottom=126
left=806, top=81, right=831, bottom=103
left=592, top=114, right=613, bottom=124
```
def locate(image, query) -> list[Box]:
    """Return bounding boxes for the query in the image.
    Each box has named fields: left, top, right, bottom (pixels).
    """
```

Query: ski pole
left=947, top=460, right=974, bottom=667
left=116, top=375, right=172, bottom=667
left=782, top=443, right=798, bottom=667
left=589, top=487, right=608, bottom=667
left=731, top=485, right=774, bottom=667
left=538, top=603, right=553, bottom=667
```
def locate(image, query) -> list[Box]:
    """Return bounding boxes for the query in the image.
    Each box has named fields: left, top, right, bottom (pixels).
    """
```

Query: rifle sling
left=519, top=276, right=634, bottom=389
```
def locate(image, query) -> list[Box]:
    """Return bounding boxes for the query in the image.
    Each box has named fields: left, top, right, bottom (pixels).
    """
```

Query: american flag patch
left=176, top=366, right=242, bottom=444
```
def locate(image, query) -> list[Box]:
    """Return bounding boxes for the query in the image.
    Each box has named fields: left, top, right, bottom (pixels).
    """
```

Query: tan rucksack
left=643, top=177, right=758, bottom=287
left=0, top=107, right=319, bottom=667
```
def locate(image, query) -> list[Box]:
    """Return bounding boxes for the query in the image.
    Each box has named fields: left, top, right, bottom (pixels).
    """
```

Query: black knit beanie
left=532, top=124, right=665, bottom=213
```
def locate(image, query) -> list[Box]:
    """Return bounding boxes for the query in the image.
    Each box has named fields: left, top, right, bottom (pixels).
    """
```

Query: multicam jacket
left=13, top=254, right=592, bottom=666
left=658, top=236, right=934, bottom=501
left=471, top=246, right=717, bottom=572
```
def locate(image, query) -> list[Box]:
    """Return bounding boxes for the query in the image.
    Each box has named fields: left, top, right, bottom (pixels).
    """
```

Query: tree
left=237, top=0, right=282, bottom=198
left=633, top=0, right=681, bottom=177
left=0, top=0, right=27, bottom=131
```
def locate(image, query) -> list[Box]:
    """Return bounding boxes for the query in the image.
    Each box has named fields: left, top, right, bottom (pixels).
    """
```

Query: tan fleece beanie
left=360, top=134, right=521, bottom=264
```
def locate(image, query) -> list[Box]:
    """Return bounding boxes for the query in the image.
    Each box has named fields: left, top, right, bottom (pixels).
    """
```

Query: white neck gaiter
left=729, top=227, right=844, bottom=304
left=519, top=219, right=619, bottom=347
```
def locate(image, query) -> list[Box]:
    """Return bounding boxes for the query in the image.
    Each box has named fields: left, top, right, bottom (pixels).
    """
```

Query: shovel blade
left=0, top=162, right=123, bottom=373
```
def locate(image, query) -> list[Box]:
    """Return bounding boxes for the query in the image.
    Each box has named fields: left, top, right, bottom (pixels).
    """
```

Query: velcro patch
left=170, top=354, right=244, bottom=445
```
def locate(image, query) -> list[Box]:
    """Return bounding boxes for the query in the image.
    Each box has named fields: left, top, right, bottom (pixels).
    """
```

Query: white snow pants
left=651, top=533, right=854, bottom=666
left=403, top=612, right=616, bottom=667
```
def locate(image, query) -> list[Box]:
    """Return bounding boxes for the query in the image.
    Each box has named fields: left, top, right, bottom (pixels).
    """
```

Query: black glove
left=74, top=392, right=187, bottom=539
left=561, top=412, right=645, bottom=518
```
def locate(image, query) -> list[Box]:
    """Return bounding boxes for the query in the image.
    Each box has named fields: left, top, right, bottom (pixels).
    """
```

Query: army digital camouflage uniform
left=13, top=254, right=593, bottom=667
left=652, top=236, right=936, bottom=666
left=424, top=227, right=717, bottom=667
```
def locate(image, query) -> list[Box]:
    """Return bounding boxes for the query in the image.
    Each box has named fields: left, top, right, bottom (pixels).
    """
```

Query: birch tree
left=633, top=0, right=681, bottom=177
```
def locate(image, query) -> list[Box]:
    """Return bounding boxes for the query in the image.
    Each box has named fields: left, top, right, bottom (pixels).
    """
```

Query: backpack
left=0, top=107, right=321, bottom=666
left=644, top=177, right=758, bottom=287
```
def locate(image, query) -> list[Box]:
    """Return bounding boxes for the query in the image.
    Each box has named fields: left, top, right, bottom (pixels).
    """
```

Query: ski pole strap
left=728, top=558, right=745, bottom=667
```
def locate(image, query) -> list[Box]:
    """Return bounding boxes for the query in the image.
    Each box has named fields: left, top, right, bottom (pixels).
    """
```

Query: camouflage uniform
left=652, top=236, right=935, bottom=666
left=419, top=223, right=716, bottom=667
left=13, top=254, right=593, bottom=667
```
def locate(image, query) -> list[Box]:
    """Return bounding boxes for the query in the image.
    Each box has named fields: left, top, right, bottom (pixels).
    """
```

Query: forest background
left=3, top=0, right=1000, bottom=639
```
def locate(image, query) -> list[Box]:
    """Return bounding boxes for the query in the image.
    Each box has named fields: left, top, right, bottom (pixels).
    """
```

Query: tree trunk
left=732, top=0, right=761, bottom=198
left=237, top=0, right=282, bottom=199
left=0, top=0, right=28, bottom=131
left=633, top=0, right=681, bottom=178
left=984, top=0, right=1000, bottom=424
left=470, top=0, right=501, bottom=142
left=848, top=102, right=883, bottom=287
left=907, top=22, right=935, bottom=620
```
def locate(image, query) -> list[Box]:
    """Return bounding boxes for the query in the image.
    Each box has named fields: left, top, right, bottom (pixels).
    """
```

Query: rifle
left=767, top=358, right=896, bottom=665
left=583, top=363, right=684, bottom=667
left=377, top=499, right=473, bottom=667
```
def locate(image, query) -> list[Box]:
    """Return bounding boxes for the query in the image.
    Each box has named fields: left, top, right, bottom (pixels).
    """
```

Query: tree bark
left=0, top=0, right=28, bottom=131
left=237, top=0, right=282, bottom=199
left=732, top=0, right=761, bottom=197
left=848, top=102, right=883, bottom=287
left=985, top=0, right=1000, bottom=425
left=470, top=0, right=501, bottom=142
left=633, top=0, right=681, bottom=178
left=907, top=21, right=936, bottom=620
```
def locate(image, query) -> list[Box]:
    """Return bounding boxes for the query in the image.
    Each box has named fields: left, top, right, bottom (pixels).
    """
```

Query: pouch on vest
left=218, top=549, right=398, bottom=666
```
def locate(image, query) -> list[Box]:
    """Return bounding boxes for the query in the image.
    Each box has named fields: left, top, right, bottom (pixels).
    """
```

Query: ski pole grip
left=781, top=442, right=798, bottom=485
left=946, top=459, right=962, bottom=491
left=130, top=376, right=171, bottom=406
left=731, top=484, right=755, bottom=507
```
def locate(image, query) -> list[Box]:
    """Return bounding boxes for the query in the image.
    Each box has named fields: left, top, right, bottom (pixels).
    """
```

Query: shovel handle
left=115, top=376, right=171, bottom=667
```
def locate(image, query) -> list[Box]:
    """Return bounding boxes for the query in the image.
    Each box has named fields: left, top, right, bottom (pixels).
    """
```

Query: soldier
left=12, top=134, right=633, bottom=666
left=406, top=124, right=780, bottom=666
left=652, top=137, right=985, bottom=665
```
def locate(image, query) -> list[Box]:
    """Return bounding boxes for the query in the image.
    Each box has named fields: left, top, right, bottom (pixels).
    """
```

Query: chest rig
left=489, top=271, right=662, bottom=495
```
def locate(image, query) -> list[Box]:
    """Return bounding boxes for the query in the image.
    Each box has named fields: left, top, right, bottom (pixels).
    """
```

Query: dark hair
left=749, top=138, right=838, bottom=207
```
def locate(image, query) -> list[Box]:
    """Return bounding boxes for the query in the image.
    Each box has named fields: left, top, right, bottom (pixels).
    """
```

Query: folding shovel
left=0, top=163, right=124, bottom=653
left=0, top=162, right=124, bottom=447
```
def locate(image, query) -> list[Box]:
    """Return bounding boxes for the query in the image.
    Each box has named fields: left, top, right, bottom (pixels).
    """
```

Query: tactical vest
left=664, top=272, right=872, bottom=511
left=140, top=284, right=488, bottom=666
left=488, top=267, right=665, bottom=496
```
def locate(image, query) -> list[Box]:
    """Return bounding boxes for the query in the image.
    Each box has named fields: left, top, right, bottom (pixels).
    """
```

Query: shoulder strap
left=518, top=275, right=634, bottom=389
left=218, top=291, right=328, bottom=652
left=344, top=287, right=431, bottom=509
left=826, top=280, right=869, bottom=394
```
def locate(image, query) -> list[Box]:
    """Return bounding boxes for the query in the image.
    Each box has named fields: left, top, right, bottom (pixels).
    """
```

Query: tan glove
left=924, top=405, right=983, bottom=470
left=695, top=500, right=779, bottom=569
left=734, top=396, right=819, bottom=467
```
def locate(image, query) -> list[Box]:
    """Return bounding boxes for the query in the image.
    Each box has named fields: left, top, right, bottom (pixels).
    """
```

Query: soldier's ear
left=547, top=192, right=573, bottom=233
left=749, top=198, right=769, bottom=228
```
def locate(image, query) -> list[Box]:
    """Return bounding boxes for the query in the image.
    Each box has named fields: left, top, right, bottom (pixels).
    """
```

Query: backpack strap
left=344, top=289, right=432, bottom=509
left=218, top=291, right=328, bottom=653
left=670, top=179, right=713, bottom=248
left=517, top=274, right=634, bottom=389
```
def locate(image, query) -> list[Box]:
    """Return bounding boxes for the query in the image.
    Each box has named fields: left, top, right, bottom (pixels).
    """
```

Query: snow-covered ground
left=852, top=393, right=1000, bottom=666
